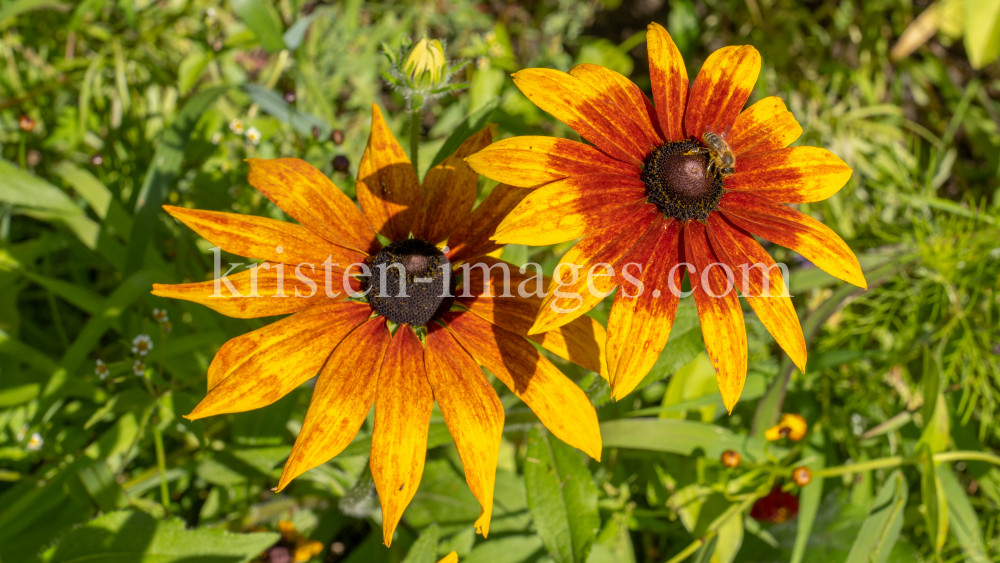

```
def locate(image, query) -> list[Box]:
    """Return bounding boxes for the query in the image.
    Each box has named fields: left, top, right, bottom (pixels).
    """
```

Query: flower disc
left=642, top=139, right=725, bottom=221
left=365, top=239, right=453, bottom=326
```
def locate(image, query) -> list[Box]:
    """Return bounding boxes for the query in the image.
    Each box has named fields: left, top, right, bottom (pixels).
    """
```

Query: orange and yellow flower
left=466, top=23, right=866, bottom=411
left=152, top=105, right=605, bottom=545
left=765, top=413, right=808, bottom=441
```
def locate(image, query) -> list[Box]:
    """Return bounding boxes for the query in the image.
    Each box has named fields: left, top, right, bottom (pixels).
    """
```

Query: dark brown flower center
left=642, top=139, right=725, bottom=221
left=364, top=239, right=453, bottom=326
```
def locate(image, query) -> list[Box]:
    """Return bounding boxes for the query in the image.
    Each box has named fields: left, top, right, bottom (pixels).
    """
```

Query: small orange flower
left=792, top=466, right=812, bottom=487
left=153, top=105, right=606, bottom=545
left=466, top=23, right=865, bottom=411
left=765, top=413, right=808, bottom=441
left=278, top=521, right=324, bottom=562
left=720, top=449, right=741, bottom=468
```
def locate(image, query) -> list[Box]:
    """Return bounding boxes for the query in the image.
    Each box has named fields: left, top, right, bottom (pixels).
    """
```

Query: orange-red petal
left=275, top=317, right=391, bottom=491
left=185, top=301, right=372, bottom=419
left=728, top=97, right=802, bottom=157
left=684, top=45, right=761, bottom=140
left=531, top=205, right=659, bottom=334
left=371, top=325, right=434, bottom=546
left=493, top=174, right=647, bottom=245
left=706, top=213, right=806, bottom=372
left=412, top=126, right=493, bottom=244
left=569, top=63, right=663, bottom=153
left=444, top=311, right=602, bottom=461
left=684, top=222, right=748, bottom=414
left=465, top=137, right=638, bottom=189
left=447, top=184, right=527, bottom=262
left=512, top=68, right=649, bottom=165
left=727, top=147, right=852, bottom=203
left=151, top=265, right=357, bottom=319
left=247, top=158, right=379, bottom=254
left=647, top=22, right=689, bottom=142
left=423, top=325, right=504, bottom=538
left=719, top=192, right=866, bottom=288
left=163, top=205, right=365, bottom=266
left=606, top=217, right=683, bottom=400
left=356, top=104, right=422, bottom=241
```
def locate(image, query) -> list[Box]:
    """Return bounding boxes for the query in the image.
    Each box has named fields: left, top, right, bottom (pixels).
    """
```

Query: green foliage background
left=2, top=0, right=1000, bottom=562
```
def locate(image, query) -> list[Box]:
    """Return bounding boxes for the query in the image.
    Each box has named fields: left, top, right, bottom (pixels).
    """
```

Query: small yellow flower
left=229, top=119, right=245, bottom=135
left=277, top=521, right=324, bottom=562
left=132, top=359, right=146, bottom=376
left=404, top=38, right=447, bottom=85
left=153, top=308, right=169, bottom=323
left=438, top=552, right=458, bottom=563
left=765, top=413, right=808, bottom=441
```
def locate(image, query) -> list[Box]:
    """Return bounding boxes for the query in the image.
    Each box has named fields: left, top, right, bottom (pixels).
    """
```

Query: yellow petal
left=684, top=222, right=748, bottom=414
left=728, top=97, right=802, bottom=157
left=647, top=22, right=689, bottom=142
left=163, top=205, right=365, bottom=266
left=465, top=136, right=638, bottom=189
left=186, top=301, right=372, bottom=418
left=247, top=158, right=379, bottom=254
left=275, top=317, right=391, bottom=491
left=424, top=326, right=503, bottom=537
left=412, top=126, right=493, bottom=244
left=152, top=266, right=356, bottom=319
left=684, top=45, right=761, bottom=139
left=444, top=311, right=602, bottom=460
left=438, top=553, right=458, bottom=563
left=356, top=104, right=422, bottom=241
left=371, top=326, right=433, bottom=546
left=569, top=63, right=663, bottom=153
left=727, top=146, right=853, bottom=204
left=493, top=174, right=647, bottom=246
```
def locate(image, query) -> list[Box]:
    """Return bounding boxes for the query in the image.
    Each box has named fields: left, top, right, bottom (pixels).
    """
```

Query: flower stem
left=152, top=410, right=170, bottom=515
left=813, top=450, right=1000, bottom=479
left=410, top=94, right=423, bottom=177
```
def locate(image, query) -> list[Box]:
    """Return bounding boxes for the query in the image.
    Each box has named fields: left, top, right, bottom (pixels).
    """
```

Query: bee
left=688, top=132, right=736, bottom=178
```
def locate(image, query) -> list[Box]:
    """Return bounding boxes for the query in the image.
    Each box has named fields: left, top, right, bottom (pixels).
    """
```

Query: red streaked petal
left=684, top=222, right=748, bottom=414
left=719, top=192, right=866, bottom=288
left=465, top=137, right=638, bottom=189
left=569, top=63, right=663, bottom=152
left=647, top=22, right=689, bottom=142
left=275, top=317, right=391, bottom=492
left=512, top=68, right=649, bottom=164
left=706, top=213, right=806, bottom=371
left=187, top=301, right=372, bottom=419
left=493, top=174, right=647, bottom=246
left=531, top=206, right=659, bottom=334
left=444, top=311, right=602, bottom=461
left=247, top=158, right=378, bottom=254
left=423, top=325, right=503, bottom=538
left=728, top=97, right=802, bottom=157
left=412, top=126, right=493, bottom=244
left=684, top=45, right=761, bottom=140
left=356, top=104, right=422, bottom=241
left=728, top=147, right=852, bottom=203
left=163, top=205, right=366, bottom=266
left=447, top=184, right=527, bottom=261
left=371, top=325, right=433, bottom=546
left=606, top=218, right=683, bottom=400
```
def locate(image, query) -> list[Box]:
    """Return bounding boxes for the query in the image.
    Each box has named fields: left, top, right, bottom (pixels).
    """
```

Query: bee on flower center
left=693, top=132, right=736, bottom=178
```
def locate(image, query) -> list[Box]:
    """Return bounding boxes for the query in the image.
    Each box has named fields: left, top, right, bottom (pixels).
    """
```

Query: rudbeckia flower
left=466, top=23, right=866, bottom=411
left=764, top=413, right=808, bottom=441
left=152, top=105, right=605, bottom=545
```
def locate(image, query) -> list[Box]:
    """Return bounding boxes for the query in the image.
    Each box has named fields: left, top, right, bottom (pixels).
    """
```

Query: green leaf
left=230, top=0, right=287, bottom=53
left=461, top=534, right=544, bottom=563
left=964, top=0, right=1000, bottom=68
left=523, top=427, right=600, bottom=563
left=177, top=50, right=210, bottom=96
left=0, top=159, right=81, bottom=213
left=124, top=87, right=227, bottom=276
left=401, top=524, right=439, bottom=563
left=600, top=419, right=785, bottom=460
left=845, top=470, right=908, bottom=563
left=282, top=15, right=316, bottom=51
left=937, top=465, right=990, bottom=563
left=920, top=445, right=949, bottom=556
left=790, top=437, right=826, bottom=563
left=427, top=98, right=499, bottom=170
left=0, top=0, right=70, bottom=25
left=41, top=509, right=278, bottom=562
left=242, top=83, right=328, bottom=137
